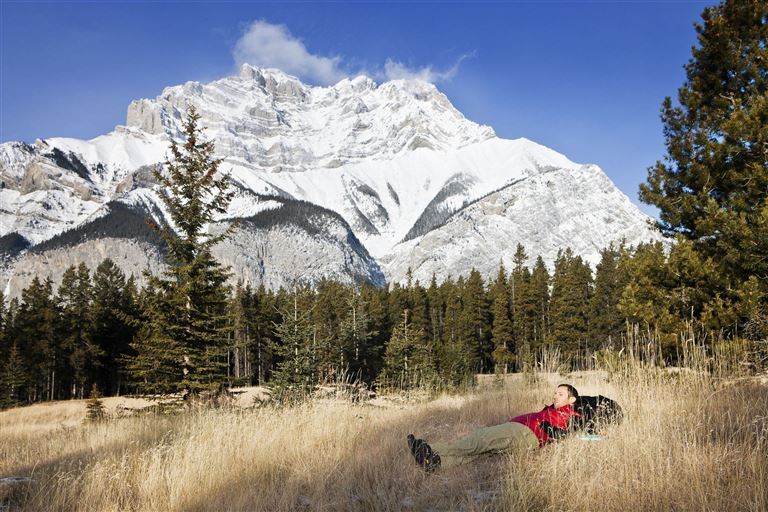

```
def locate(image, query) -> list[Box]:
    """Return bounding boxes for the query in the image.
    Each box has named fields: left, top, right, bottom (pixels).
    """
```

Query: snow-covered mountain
left=0, top=64, right=662, bottom=297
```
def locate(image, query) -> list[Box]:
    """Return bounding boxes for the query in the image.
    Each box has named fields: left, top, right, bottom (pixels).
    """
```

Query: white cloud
left=382, top=52, right=475, bottom=83
left=233, top=21, right=347, bottom=85
left=233, top=20, right=474, bottom=86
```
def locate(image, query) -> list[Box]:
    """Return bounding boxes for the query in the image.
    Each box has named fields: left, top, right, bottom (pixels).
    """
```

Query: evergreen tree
left=313, top=278, right=346, bottom=382
left=0, top=342, right=26, bottom=408
left=387, top=282, right=409, bottom=328
left=588, top=244, right=630, bottom=347
left=510, top=246, right=534, bottom=360
left=509, top=245, right=528, bottom=341
left=408, top=281, right=431, bottom=339
left=528, top=256, right=551, bottom=350
left=229, top=282, right=257, bottom=384
left=380, top=309, right=430, bottom=388
left=549, top=249, right=593, bottom=361
left=462, top=269, right=491, bottom=373
left=270, top=286, right=317, bottom=398
left=85, top=384, right=106, bottom=421
left=426, top=274, right=445, bottom=350
left=619, top=240, right=734, bottom=360
left=618, top=242, right=682, bottom=353
left=92, top=259, right=137, bottom=395
left=358, top=284, right=390, bottom=381
left=130, top=107, right=235, bottom=396
left=0, top=290, right=13, bottom=400
left=15, top=278, right=59, bottom=401
left=127, top=283, right=184, bottom=394
left=253, top=285, right=278, bottom=385
left=2, top=298, right=19, bottom=375
left=640, top=1, right=768, bottom=313
left=439, top=277, right=471, bottom=384
left=0, top=289, right=6, bottom=362
left=58, top=263, right=98, bottom=398
left=338, top=289, right=377, bottom=382
left=490, top=265, right=514, bottom=372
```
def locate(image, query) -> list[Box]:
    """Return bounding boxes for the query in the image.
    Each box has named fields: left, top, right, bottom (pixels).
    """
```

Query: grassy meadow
left=1, top=368, right=767, bottom=511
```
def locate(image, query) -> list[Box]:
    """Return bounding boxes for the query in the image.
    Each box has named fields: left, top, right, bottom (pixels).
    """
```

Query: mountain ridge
left=0, top=64, right=663, bottom=297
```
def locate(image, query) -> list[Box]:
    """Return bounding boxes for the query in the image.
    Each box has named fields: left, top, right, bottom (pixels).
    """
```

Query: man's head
left=553, top=384, right=579, bottom=409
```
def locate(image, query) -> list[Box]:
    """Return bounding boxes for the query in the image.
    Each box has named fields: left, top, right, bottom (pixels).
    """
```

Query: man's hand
left=540, top=421, right=569, bottom=440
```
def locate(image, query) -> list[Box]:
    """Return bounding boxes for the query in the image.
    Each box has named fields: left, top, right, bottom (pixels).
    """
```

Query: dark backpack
left=571, top=395, right=623, bottom=434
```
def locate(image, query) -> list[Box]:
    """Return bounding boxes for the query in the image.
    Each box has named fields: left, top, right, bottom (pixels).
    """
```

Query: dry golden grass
left=0, top=397, right=153, bottom=436
left=1, top=371, right=766, bottom=511
left=504, top=372, right=768, bottom=512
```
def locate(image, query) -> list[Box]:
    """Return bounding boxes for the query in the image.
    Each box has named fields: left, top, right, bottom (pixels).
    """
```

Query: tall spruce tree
left=640, top=1, right=768, bottom=320
left=380, top=309, right=430, bottom=389
left=2, top=298, right=19, bottom=377
left=58, top=263, right=98, bottom=398
left=271, top=286, right=318, bottom=398
left=509, top=245, right=528, bottom=341
left=128, top=282, right=183, bottom=394
left=588, top=244, right=630, bottom=348
left=0, top=290, right=6, bottom=361
left=252, top=284, right=277, bottom=385
left=313, top=279, right=347, bottom=382
left=0, top=291, right=10, bottom=400
left=439, top=277, right=472, bottom=383
left=462, top=269, right=491, bottom=373
left=549, top=249, right=593, bottom=361
left=338, top=289, right=377, bottom=382
left=229, top=282, right=257, bottom=384
left=426, top=275, right=444, bottom=349
left=490, top=264, right=514, bottom=372
left=618, top=242, right=682, bottom=354
left=0, top=342, right=26, bottom=408
left=359, top=284, right=390, bottom=381
left=0, top=291, right=20, bottom=407
left=129, top=107, right=235, bottom=397
left=91, top=259, right=137, bottom=395
left=407, top=281, right=432, bottom=371
left=510, top=245, right=534, bottom=358
left=15, top=278, right=59, bottom=401
left=619, top=240, right=732, bottom=359
left=529, top=256, right=551, bottom=350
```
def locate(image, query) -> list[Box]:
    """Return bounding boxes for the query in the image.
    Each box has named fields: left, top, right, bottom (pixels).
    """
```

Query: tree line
left=1, top=234, right=763, bottom=408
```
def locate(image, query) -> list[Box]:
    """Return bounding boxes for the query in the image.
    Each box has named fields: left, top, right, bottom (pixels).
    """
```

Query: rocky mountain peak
left=238, top=64, right=309, bottom=100
left=119, top=65, right=494, bottom=172
left=2, top=65, right=663, bottom=298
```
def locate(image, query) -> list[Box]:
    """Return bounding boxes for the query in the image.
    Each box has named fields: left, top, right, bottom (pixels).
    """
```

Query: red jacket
left=510, top=404, right=579, bottom=446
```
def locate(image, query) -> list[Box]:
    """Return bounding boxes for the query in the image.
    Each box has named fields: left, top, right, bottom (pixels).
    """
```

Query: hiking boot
left=406, top=434, right=441, bottom=472
left=407, top=434, right=420, bottom=455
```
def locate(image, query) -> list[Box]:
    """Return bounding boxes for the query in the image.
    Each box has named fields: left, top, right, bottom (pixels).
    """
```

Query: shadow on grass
left=178, top=401, right=525, bottom=512
left=1, top=415, right=179, bottom=511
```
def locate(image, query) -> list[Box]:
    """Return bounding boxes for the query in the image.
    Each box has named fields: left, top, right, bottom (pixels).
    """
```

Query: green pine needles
left=640, top=0, right=768, bottom=332
left=128, top=107, right=235, bottom=398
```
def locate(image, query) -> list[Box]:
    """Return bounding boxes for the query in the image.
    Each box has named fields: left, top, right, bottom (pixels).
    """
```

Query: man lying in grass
left=408, top=384, right=619, bottom=470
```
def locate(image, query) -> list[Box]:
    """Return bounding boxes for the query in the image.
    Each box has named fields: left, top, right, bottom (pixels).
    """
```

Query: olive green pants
left=430, top=421, right=538, bottom=468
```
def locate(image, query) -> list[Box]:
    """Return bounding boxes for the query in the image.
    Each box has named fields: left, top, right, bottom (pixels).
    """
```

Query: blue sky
left=1, top=1, right=716, bottom=216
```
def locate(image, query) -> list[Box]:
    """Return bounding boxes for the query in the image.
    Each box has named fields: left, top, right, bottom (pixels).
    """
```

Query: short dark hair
left=558, top=384, right=579, bottom=399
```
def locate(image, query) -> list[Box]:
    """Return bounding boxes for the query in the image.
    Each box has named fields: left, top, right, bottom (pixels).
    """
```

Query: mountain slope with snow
left=0, top=64, right=663, bottom=297
left=383, top=163, right=657, bottom=284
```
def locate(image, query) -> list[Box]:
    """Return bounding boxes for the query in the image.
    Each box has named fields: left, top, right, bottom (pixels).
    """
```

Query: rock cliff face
left=211, top=214, right=385, bottom=291
left=2, top=238, right=166, bottom=296
left=1, top=64, right=662, bottom=298
left=1, top=194, right=384, bottom=299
